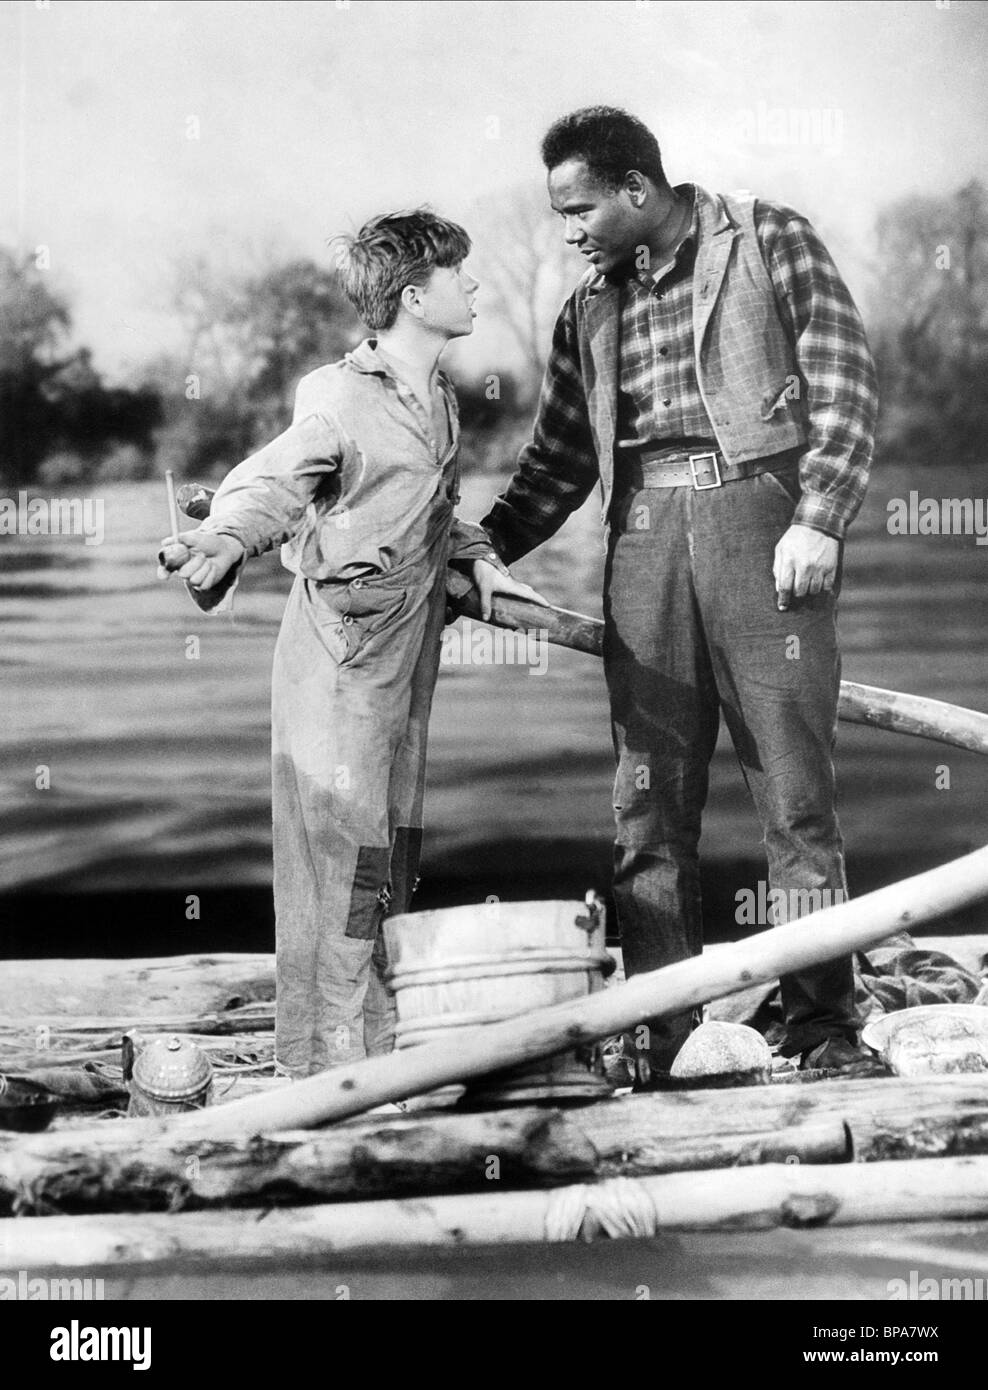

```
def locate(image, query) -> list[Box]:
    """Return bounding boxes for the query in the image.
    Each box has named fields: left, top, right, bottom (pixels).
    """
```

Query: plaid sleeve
left=481, top=292, right=600, bottom=565
left=756, top=203, right=878, bottom=541
left=447, top=518, right=510, bottom=574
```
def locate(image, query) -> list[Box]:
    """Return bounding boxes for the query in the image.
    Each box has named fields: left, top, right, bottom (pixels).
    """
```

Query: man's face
left=417, top=263, right=479, bottom=339
left=547, top=158, right=641, bottom=276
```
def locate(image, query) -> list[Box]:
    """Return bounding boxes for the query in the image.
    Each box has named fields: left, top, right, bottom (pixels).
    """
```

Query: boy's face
left=417, top=263, right=479, bottom=339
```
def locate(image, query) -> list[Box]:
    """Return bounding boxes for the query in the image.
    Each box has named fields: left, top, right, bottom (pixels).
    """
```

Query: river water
left=1, top=460, right=984, bottom=952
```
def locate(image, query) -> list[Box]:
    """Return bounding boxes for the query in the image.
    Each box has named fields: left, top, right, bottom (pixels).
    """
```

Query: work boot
left=628, top=1054, right=678, bottom=1092
left=799, top=1036, right=885, bottom=1076
left=630, top=1073, right=673, bottom=1093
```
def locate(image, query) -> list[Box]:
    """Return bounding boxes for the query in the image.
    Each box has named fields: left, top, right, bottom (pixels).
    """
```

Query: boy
left=160, top=210, right=544, bottom=1078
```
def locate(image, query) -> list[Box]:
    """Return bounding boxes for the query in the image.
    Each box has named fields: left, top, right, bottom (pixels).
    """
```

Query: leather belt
left=618, top=446, right=798, bottom=491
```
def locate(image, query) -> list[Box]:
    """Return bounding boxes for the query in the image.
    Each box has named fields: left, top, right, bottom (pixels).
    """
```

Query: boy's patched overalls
left=199, top=341, right=501, bottom=1077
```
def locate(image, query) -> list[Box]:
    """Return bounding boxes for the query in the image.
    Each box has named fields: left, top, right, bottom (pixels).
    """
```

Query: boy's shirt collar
left=345, top=338, right=455, bottom=397
left=344, top=338, right=390, bottom=376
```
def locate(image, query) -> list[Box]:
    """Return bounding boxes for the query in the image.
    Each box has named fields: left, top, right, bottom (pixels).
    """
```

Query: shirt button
left=352, top=578, right=363, bottom=589
left=659, top=347, right=669, bottom=357
left=342, top=615, right=353, bottom=625
left=662, top=398, right=671, bottom=408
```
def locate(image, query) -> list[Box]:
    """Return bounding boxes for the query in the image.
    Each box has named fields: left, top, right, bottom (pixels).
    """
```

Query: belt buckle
left=689, top=451, right=722, bottom=490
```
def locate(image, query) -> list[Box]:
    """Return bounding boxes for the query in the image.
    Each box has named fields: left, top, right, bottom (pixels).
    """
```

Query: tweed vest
left=573, top=185, right=808, bottom=520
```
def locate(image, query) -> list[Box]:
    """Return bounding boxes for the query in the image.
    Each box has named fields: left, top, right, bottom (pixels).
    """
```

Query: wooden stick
left=0, top=938, right=979, bottom=1027
left=0, top=1106, right=845, bottom=1216
left=168, top=846, right=988, bottom=1138
left=0, top=1109, right=597, bottom=1215
left=0, top=953, right=274, bottom=1022
left=0, top=1004, right=275, bottom=1076
left=445, top=568, right=607, bottom=662
left=3, top=1155, right=988, bottom=1268
left=178, top=486, right=988, bottom=752
left=0, top=1033, right=274, bottom=1074
left=446, top=574, right=988, bottom=755
left=573, top=1074, right=988, bottom=1168
left=0, top=1004, right=274, bottom=1039
left=838, top=681, right=988, bottom=757
left=6, top=1075, right=988, bottom=1214
left=164, top=469, right=181, bottom=541
left=0, top=1069, right=128, bottom=1113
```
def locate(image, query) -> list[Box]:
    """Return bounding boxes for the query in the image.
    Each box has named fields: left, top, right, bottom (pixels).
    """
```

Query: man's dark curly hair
left=541, top=106, right=666, bottom=191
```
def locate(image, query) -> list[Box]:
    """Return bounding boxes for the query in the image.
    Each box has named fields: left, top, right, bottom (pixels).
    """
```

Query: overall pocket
left=311, top=574, right=408, bottom=665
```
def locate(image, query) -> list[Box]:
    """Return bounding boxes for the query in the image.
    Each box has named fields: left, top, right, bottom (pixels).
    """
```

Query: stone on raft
left=670, top=1021, right=773, bottom=1086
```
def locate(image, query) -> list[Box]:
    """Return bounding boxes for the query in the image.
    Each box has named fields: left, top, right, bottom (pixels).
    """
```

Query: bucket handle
left=575, top=892, right=617, bottom=976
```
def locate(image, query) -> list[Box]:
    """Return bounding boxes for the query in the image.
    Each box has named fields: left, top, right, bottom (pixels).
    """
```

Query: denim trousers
left=603, top=460, right=858, bottom=1072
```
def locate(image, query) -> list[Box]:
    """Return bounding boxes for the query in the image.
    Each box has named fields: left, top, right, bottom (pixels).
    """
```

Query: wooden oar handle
left=174, top=483, right=988, bottom=753
left=175, top=482, right=214, bottom=522
left=444, top=567, right=604, bottom=656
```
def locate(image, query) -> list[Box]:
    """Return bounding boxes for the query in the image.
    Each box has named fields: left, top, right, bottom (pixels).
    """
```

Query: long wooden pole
left=445, top=570, right=988, bottom=755
left=0, top=953, right=275, bottom=1022
left=3, top=1156, right=988, bottom=1268
left=8, top=1076, right=988, bottom=1215
left=837, top=681, right=988, bottom=756
left=169, top=494, right=988, bottom=756
left=169, top=845, right=988, bottom=1138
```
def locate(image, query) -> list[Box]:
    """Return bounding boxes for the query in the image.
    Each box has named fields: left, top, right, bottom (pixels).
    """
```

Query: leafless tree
left=872, top=180, right=988, bottom=353
left=468, top=182, right=583, bottom=399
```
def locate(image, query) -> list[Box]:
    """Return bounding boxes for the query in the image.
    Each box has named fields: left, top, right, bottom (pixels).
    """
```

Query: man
left=160, top=210, right=542, bottom=1077
left=479, top=107, right=879, bottom=1082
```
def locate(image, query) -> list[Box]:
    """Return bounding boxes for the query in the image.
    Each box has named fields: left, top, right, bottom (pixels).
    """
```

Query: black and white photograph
left=1, top=0, right=986, bottom=1332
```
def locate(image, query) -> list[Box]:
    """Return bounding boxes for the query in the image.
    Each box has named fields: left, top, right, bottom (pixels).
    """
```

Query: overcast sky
left=3, top=0, right=987, bottom=379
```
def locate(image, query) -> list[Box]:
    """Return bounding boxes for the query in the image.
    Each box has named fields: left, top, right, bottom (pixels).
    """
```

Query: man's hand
left=773, top=524, right=840, bottom=611
left=158, top=528, right=246, bottom=591
left=471, top=559, right=550, bottom=621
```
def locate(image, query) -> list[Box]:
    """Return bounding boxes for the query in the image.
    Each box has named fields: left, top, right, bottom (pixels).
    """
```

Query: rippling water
left=1, top=461, right=984, bottom=935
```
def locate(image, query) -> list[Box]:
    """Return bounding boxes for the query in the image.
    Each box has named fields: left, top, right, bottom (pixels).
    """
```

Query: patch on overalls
left=344, top=845, right=392, bottom=939
left=389, top=826, right=424, bottom=915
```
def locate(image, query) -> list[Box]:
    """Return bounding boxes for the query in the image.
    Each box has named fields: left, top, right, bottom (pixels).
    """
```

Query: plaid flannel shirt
left=483, top=189, right=878, bottom=561
left=617, top=193, right=713, bottom=446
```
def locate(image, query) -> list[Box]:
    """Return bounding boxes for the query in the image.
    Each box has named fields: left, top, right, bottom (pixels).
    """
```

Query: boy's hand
left=471, top=559, right=550, bottom=622
left=158, top=529, right=246, bottom=591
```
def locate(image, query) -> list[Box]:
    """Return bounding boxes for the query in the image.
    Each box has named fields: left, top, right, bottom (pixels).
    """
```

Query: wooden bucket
left=383, top=899, right=615, bottom=1106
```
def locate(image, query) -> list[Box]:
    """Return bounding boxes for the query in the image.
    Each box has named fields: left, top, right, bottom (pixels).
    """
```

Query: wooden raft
left=0, top=578, right=986, bottom=1260
left=3, top=1075, right=988, bottom=1217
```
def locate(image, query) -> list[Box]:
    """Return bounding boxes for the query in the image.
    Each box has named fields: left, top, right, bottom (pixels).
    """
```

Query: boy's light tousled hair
left=331, top=209, right=471, bottom=331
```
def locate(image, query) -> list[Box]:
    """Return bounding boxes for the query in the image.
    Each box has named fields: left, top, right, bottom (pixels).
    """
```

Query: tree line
left=2, top=180, right=986, bottom=488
